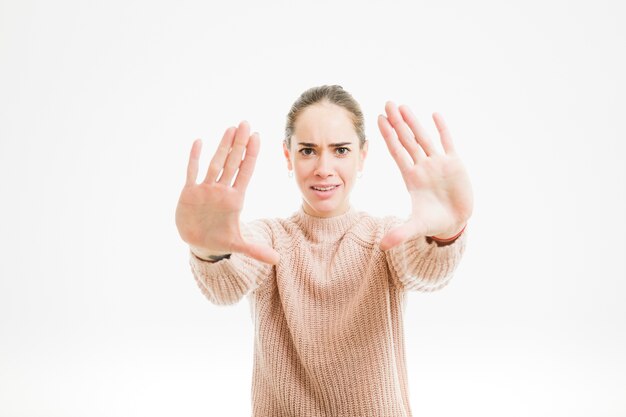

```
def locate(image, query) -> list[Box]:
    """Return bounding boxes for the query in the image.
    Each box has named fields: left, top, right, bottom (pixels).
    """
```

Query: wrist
left=190, top=246, right=232, bottom=262
left=430, top=223, right=467, bottom=243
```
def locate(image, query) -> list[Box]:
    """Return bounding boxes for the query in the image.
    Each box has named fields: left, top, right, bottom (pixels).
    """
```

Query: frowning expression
left=283, top=102, right=368, bottom=218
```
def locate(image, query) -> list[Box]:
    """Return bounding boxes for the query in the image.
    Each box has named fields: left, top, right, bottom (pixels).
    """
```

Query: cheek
left=294, top=160, right=312, bottom=175
left=293, top=163, right=310, bottom=185
left=339, top=161, right=358, bottom=178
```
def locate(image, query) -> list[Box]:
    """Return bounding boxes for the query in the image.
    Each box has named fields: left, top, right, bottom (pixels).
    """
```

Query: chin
left=304, top=199, right=347, bottom=217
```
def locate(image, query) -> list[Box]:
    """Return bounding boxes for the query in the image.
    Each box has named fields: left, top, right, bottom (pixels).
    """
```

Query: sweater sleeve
left=188, top=219, right=275, bottom=305
left=383, top=216, right=468, bottom=292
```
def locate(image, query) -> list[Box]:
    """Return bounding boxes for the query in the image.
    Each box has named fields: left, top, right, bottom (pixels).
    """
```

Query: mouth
left=310, top=184, right=341, bottom=192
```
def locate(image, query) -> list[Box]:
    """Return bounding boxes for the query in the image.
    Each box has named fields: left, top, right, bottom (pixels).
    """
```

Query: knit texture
left=189, top=205, right=468, bottom=417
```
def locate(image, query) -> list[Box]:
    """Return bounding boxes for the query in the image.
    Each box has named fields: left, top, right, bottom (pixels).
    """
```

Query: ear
left=283, top=141, right=293, bottom=171
left=358, top=140, right=368, bottom=171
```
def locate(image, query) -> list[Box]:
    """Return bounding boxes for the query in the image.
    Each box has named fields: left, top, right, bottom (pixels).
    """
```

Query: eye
left=336, top=147, right=351, bottom=156
left=298, top=148, right=315, bottom=156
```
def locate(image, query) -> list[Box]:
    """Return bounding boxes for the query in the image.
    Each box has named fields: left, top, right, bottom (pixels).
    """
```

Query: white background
left=1, top=0, right=625, bottom=415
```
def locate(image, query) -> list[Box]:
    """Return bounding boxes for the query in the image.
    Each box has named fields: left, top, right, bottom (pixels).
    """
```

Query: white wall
left=1, top=0, right=624, bottom=415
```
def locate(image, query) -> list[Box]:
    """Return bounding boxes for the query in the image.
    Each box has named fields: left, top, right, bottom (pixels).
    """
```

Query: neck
left=292, top=204, right=360, bottom=243
left=302, top=201, right=351, bottom=218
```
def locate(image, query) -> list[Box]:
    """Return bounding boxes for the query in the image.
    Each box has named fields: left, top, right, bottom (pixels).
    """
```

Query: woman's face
left=283, top=102, right=368, bottom=218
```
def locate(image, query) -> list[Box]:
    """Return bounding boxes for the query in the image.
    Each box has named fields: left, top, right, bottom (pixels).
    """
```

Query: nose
left=313, top=151, right=334, bottom=178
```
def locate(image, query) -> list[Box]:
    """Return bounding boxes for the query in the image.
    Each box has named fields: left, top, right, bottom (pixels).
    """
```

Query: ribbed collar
left=290, top=204, right=361, bottom=243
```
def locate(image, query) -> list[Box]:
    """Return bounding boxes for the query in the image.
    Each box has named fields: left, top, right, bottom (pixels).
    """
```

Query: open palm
left=175, top=121, right=280, bottom=265
left=377, top=101, right=474, bottom=251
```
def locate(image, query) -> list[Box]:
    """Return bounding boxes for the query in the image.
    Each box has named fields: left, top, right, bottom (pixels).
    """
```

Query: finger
left=384, top=101, right=424, bottom=163
left=379, top=219, right=426, bottom=251
left=203, top=126, right=237, bottom=184
left=432, top=112, right=457, bottom=155
left=186, top=139, right=202, bottom=186
left=399, top=105, right=438, bottom=156
left=377, top=114, right=413, bottom=173
left=241, top=241, right=281, bottom=265
left=218, top=120, right=250, bottom=186
left=233, top=132, right=260, bottom=191
left=380, top=225, right=414, bottom=251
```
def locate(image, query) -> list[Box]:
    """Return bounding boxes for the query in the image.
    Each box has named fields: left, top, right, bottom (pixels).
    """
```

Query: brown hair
left=284, top=85, right=366, bottom=149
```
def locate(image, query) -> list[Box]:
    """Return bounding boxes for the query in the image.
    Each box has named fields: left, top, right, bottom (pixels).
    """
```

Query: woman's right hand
left=175, top=121, right=280, bottom=265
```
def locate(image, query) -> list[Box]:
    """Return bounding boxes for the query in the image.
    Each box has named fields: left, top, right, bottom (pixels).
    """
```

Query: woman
left=175, top=85, right=473, bottom=416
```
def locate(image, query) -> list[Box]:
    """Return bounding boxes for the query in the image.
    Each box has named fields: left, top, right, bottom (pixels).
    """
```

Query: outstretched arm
left=176, top=121, right=279, bottom=305
left=377, top=101, right=473, bottom=291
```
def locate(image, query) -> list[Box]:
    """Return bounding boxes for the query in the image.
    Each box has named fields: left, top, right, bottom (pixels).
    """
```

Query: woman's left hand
left=377, top=101, right=474, bottom=251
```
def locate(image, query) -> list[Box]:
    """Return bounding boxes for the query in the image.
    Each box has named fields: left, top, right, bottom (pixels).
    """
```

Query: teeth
left=313, top=186, right=337, bottom=191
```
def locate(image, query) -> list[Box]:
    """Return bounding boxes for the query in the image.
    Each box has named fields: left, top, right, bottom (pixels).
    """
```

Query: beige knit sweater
left=189, top=205, right=468, bottom=417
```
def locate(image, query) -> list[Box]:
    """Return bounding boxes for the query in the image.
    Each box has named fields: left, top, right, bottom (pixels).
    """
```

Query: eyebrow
left=297, top=142, right=353, bottom=147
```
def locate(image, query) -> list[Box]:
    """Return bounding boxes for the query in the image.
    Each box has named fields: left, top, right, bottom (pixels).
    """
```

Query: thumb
left=379, top=219, right=425, bottom=251
left=242, top=241, right=281, bottom=265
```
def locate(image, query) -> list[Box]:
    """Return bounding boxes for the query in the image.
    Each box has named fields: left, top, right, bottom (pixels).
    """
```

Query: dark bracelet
left=207, top=253, right=231, bottom=262
left=428, top=224, right=467, bottom=245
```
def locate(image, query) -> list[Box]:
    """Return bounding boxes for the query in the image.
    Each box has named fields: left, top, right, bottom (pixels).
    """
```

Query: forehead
left=293, top=102, right=358, bottom=145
